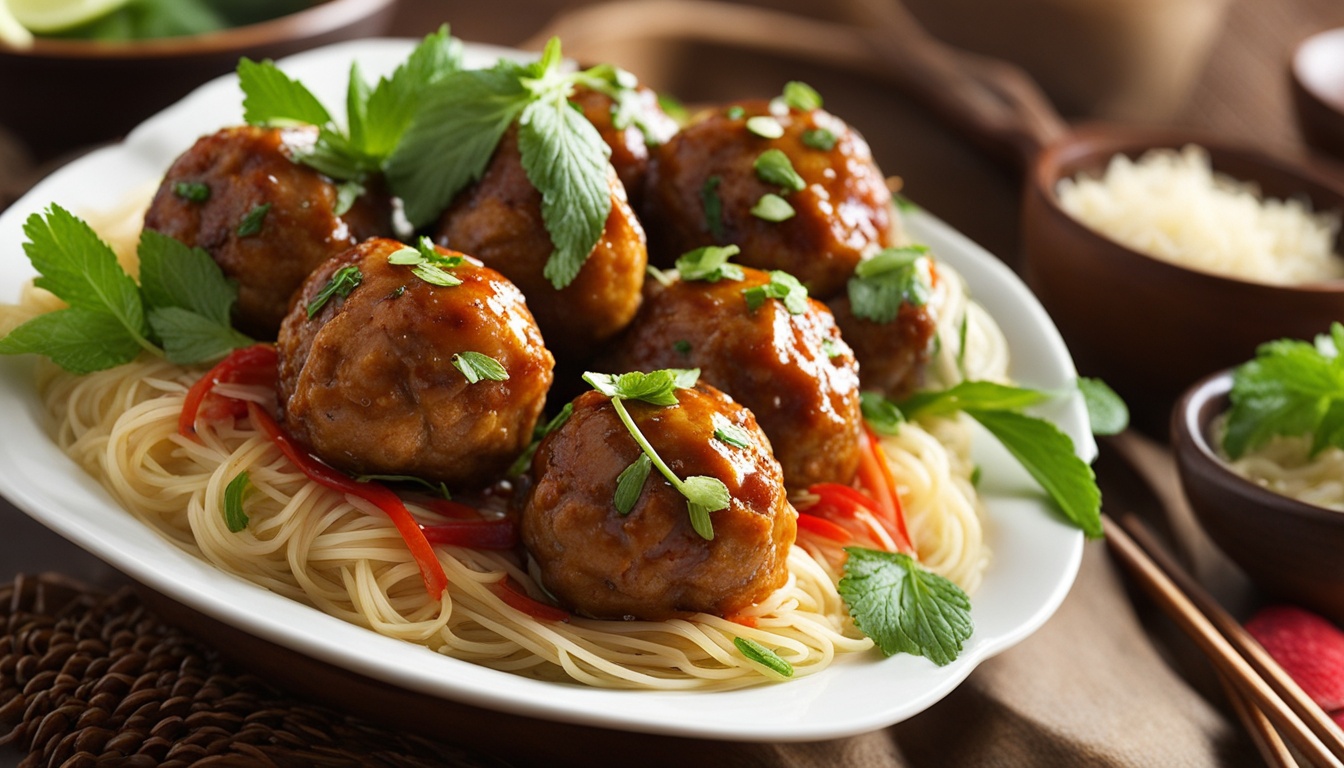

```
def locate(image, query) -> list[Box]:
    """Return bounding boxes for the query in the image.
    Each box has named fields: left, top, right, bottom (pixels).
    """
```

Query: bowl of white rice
left=1021, top=125, right=1344, bottom=429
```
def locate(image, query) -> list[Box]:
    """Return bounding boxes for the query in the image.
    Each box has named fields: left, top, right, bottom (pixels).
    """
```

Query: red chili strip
left=489, top=578, right=569, bottom=622
left=795, top=512, right=853, bottom=544
left=179, top=344, right=278, bottom=440
left=421, top=518, right=518, bottom=550
left=856, top=425, right=914, bottom=553
left=246, top=401, right=449, bottom=600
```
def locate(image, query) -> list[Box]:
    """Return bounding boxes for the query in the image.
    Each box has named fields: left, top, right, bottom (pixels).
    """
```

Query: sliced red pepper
left=489, top=578, right=569, bottom=622
left=855, top=425, right=914, bottom=553
left=421, top=518, right=518, bottom=550
left=419, top=497, right=486, bottom=520
left=247, top=402, right=449, bottom=601
left=795, top=512, right=853, bottom=544
left=179, top=344, right=278, bottom=440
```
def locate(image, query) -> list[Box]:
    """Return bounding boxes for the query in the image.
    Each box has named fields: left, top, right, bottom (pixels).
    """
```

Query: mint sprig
left=743, top=270, right=808, bottom=314
left=848, top=245, right=932, bottom=324
left=1224, top=323, right=1344, bottom=458
left=886, top=380, right=1102, bottom=538
left=583, top=369, right=731, bottom=539
left=0, top=206, right=252, bottom=372
left=839, top=547, right=972, bottom=666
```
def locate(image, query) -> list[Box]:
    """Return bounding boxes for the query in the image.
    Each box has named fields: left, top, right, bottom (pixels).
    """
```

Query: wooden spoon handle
left=526, top=0, right=1065, bottom=167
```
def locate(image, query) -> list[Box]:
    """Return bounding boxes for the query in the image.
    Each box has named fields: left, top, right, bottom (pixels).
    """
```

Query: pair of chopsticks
left=1105, top=513, right=1344, bottom=767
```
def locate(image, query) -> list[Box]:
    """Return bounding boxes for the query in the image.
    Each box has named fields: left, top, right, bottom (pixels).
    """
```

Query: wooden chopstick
left=1104, top=516, right=1344, bottom=767
left=1216, top=668, right=1298, bottom=768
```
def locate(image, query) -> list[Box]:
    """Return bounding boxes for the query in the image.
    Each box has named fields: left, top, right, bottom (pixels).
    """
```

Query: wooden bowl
left=1172, top=369, right=1344, bottom=624
left=1021, top=124, right=1344, bottom=429
left=1292, top=26, right=1344, bottom=161
left=0, top=0, right=398, bottom=162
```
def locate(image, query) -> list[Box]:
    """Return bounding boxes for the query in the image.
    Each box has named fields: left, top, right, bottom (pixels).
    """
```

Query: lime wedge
left=0, top=1, right=35, bottom=47
left=7, top=0, right=130, bottom=34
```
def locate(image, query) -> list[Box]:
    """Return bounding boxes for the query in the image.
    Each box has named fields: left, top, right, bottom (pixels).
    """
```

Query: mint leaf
left=306, top=265, right=362, bottom=318
left=237, top=58, right=332, bottom=127
left=223, top=471, right=251, bottom=533
left=386, top=63, right=533, bottom=227
left=734, top=636, right=794, bottom=677
left=742, top=270, right=808, bottom=314
left=582, top=369, right=698, bottom=406
left=360, top=25, right=464, bottom=158
left=839, top=547, right=972, bottom=666
left=0, top=308, right=143, bottom=374
left=148, top=307, right=251, bottom=365
left=138, top=229, right=236, bottom=326
left=860, top=391, right=904, bottom=435
left=518, top=91, right=613, bottom=289
left=754, top=149, right=805, bottom=192
left=23, top=206, right=148, bottom=344
left=614, top=454, right=652, bottom=514
left=900, top=380, right=1049, bottom=420
left=848, top=245, right=932, bottom=324
left=236, top=203, right=271, bottom=237
left=676, top=245, right=744, bottom=283
left=969, top=409, right=1101, bottom=538
left=453, top=351, right=509, bottom=384
left=1225, top=324, right=1344, bottom=458
left=1078, top=377, right=1128, bottom=436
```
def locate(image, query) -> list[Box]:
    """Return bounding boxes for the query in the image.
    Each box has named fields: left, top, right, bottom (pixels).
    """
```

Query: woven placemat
left=0, top=573, right=507, bottom=768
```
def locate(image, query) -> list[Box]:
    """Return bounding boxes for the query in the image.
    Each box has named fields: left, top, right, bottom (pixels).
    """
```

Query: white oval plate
left=0, top=39, right=1089, bottom=742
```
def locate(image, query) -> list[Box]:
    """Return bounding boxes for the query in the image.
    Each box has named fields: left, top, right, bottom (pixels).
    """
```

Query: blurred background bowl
left=0, top=0, right=398, bottom=163
left=1291, top=26, right=1344, bottom=161
left=1172, top=369, right=1344, bottom=624
left=1020, top=125, right=1344, bottom=432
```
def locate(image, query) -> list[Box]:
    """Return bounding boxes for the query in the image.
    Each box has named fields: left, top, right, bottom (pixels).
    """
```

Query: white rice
left=1056, top=145, right=1344, bottom=284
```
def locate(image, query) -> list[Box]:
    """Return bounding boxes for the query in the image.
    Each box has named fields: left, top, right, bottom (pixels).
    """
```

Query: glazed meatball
left=277, top=238, right=554, bottom=488
left=602, top=268, right=861, bottom=492
left=145, top=125, right=393, bottom=339
left=830, top=297, right=938, bottom=399
left=570, top=83, right=679, bottom=208
left=522, top=386, right=795, bottom=620
left=643, top=100, right=895, bottom=299
left=435, top=127, right=647, bottom=362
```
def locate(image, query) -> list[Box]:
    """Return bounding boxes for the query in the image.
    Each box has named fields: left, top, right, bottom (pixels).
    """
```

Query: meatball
left=602, top=268, right=862, bottom=492
left=570, top=83, right=679, bottom=209
left=435, top=127, right=647, bottom=362
left=643, top=100, right=895, bottom=298
left=277, top=237, right=554, bottom=488
left=145, top=125, right=393, bottom=340
left=830, top=297, right=938, bottom=399
left=522, top=386, right=794, bottom=620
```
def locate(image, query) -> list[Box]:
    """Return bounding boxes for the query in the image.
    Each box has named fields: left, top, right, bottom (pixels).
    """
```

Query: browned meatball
left=277, top=238, right=554, bottom=488
left=522, top=386, right=794, bottom=620
left=570, top=83, right=679, bottom=209
left=144, top=125, right=393, bottom=340
left=830, top=297, right=938, bottom=399
left=643, top=100, right=895, bottom=299
left=602, top=268, right=861, bottom=492
left=435, top=128, right=647, bottom=363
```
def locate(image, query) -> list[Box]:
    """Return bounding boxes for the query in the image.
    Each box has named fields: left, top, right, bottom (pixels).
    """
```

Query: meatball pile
left=146, top=70, right=941, bottom=622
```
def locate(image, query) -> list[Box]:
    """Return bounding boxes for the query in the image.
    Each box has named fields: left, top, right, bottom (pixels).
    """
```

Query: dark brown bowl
left=1172, top=369, right=1344, bottom=624
left=1291, top=27, right=1344, bottom=162
left=0, top=0, right=398, bottom=162
left=1021, top=124, right=1344, bottom=429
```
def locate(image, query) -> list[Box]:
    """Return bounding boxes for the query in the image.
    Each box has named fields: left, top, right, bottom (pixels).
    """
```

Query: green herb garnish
left=1078, top=377, right=1129, bottom=436
left=223, top=471, right=251, bottom=533
left=712, top=414, right=752, bottom=449
left=780, top=81, right=822, bottom=111
left=388, top=236, right=463, bottom=287
left=354, top=474, right=452, bottom=500
left=859, top=391, right=904, bottom=435
left=613, top=454, right=652, bottom=514
left=753, top=149, right=805, bottom=192
left=306, top=265, right=362, bottom=319
left=701, top=175, right=725, bottom=240
left=173, top=181, right=210, bottom=203
left=676, top=244, right=744, bottom=283
left=673, top=340, right=692, bottom=355
left=839, top=547, right=972, bottom=666
left=236, top=203, right=271, bottom=237
left=333, top=180, right=364, bottom=216
left=733, top=636, right=794, bottom=678
left=453, top=351, right=509, bottom=384
left=0, top=207, right=252, bottom=372
left=583, top=369, right=730, bottom=539
left=847, top=245, right=932, bottom=324
left=1224, top=323, right=1344, bottom=459
left=725, top=105, right=745, bottom=120
left=742, top=270, right=808, bottom=315
left=820, top=337, right=843, bottom=360
left=801, top=128, right=837, bottom=151
left=750, top=193, right=795, bottom=222
left=745, top=115, right=784, bottom=139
